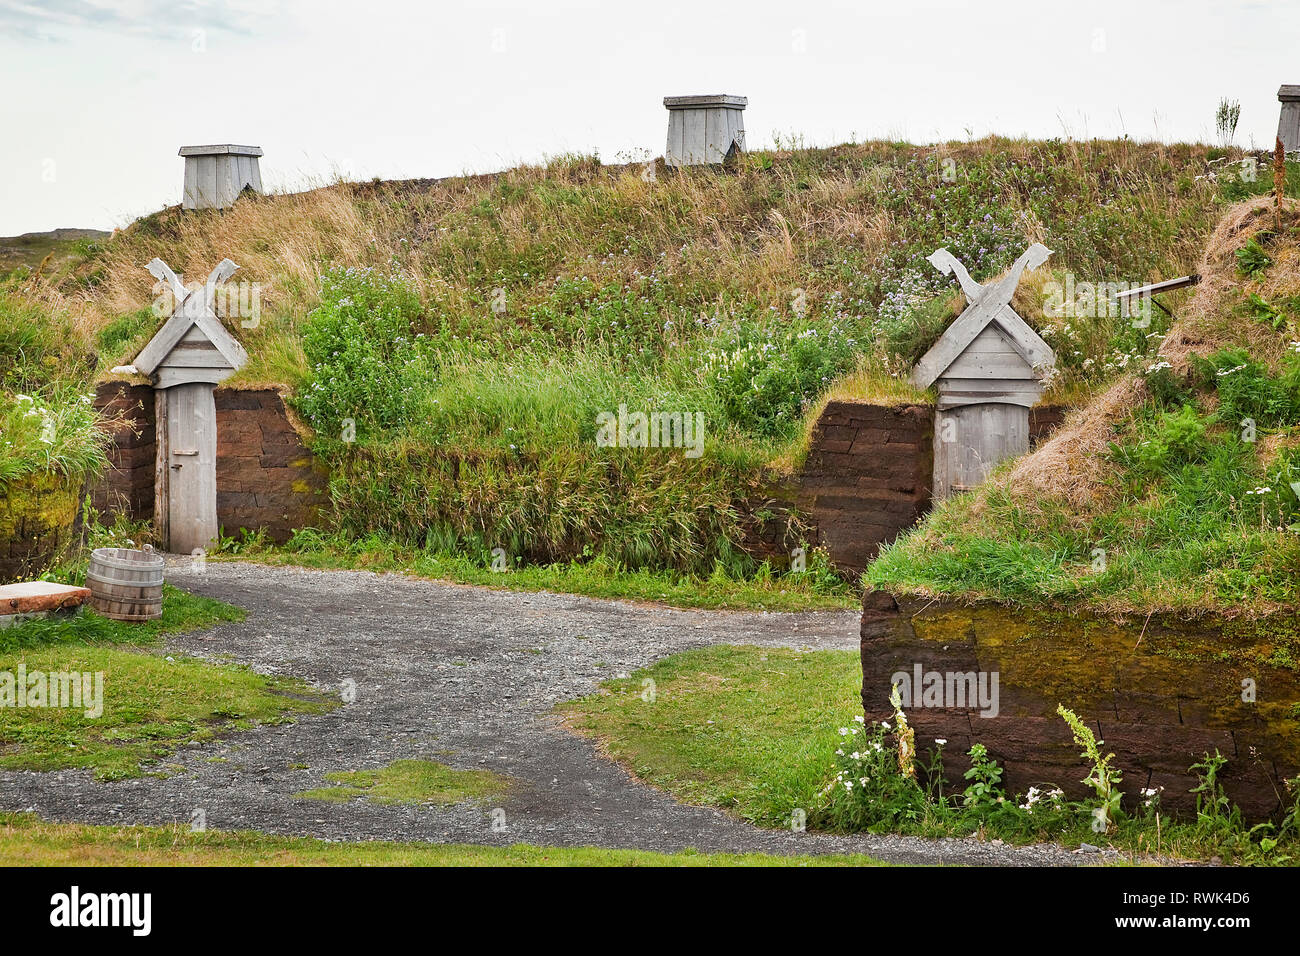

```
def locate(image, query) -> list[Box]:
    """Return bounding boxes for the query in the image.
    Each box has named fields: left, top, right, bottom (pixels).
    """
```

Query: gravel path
left=0, top=560, right=1092, bottom=865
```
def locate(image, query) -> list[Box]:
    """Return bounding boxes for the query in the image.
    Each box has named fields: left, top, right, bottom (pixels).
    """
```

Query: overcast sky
left=0, top=0, right=1294, bottom=235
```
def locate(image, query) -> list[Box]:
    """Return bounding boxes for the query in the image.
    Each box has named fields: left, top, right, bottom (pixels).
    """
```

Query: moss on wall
left=0, top=472, right=80, bottom=582
left=862, top=594, right=1300, bottom=819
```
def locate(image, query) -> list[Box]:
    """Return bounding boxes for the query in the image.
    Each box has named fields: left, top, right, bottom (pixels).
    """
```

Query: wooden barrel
left=86, top=546, right=164, bottom=622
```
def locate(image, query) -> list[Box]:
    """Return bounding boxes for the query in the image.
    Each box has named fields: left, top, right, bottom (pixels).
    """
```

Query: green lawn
left=0, top=585, right=335, bottom=779
left=296, top=759, right=510, bottom=806
left=0, top=813, right=887, bottom=867
left=0, top=584, right=244, bottom=654
left=559, top=645, right=862, bottom=826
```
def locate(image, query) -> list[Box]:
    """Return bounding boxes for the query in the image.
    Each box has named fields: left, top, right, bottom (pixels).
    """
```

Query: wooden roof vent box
left=664, top=94, right=747, bottom=167
left=1278, top=86, right=1300, bottom=154
left=179, top=144, right=264, bottom=210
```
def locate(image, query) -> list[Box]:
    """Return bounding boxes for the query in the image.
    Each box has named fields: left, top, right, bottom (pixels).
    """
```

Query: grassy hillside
left=1, top=138, right=1267, bottom=579
left=0, top=228, right=108, bottom=283
left=869, top=196, right=1300, bottom=615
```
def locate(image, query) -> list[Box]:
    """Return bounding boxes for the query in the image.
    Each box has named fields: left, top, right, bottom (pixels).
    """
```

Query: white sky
left=0, top=0, right=1295, bottom=235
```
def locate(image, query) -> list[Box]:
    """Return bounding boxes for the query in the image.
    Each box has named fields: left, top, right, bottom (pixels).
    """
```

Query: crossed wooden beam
left=146, top=257, right=238, bottom=315
left=133, top=257, right=247, bottom=378
left=911, top=243, right=1055, bottom=390
left=926, top=243, right=1052, bottom=308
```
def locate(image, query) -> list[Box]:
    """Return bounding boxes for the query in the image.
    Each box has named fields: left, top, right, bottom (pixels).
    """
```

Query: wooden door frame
left=153, top=389, right=169, bottom=547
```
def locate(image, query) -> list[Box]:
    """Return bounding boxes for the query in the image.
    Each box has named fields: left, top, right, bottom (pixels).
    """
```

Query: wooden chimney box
left=1278, top=86, right=1300, bottom=154
left=180, top=144, right=264, bottom=210
left=664, top=95, right=747, bottom=167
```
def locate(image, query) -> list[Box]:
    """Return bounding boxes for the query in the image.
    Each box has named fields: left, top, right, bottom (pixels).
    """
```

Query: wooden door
left=933, top=402, right=1029, bottom=499
left=164, top=382, right=219, bottom=554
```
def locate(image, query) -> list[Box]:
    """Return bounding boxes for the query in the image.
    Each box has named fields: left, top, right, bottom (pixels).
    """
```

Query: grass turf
left=214, top=533, right=859, bottom=612
left=0, top=585, right=335, bottom=779
left=559, top=645, right=862, bottom=826
left=295, top=759, right=510, bottom=806
left=0, top=813, right=887, bottom=867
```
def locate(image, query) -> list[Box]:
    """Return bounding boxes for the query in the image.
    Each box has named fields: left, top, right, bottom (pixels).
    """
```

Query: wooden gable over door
left=910, top=244, right=1056, bottom=500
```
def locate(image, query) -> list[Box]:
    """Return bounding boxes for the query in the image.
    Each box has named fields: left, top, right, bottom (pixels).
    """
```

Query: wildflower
left=934, top=738, right=947, bottom=746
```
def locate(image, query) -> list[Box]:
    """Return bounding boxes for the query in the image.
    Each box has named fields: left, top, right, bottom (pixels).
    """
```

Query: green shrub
left=0, top=294, right=86, bottom=393
left=813, top=716, right=932, bottom=832
left=702, top=320, right=861, bottom=438
left=1119, top=404, right=1209, bottom=480
left=1143, top=362, right=1189, bottom=408
left=872, top=293, right=955, bottom=367
left=1244, top=293, right=1287, bottom=331
left=328, top=443, right=754, bottom=574
left=1236, top=237, right=1272, bottom=277
left=0, top=385, right=109, bottom=485
left=1219, top=159, right=1300, bottom=203
left=0, top=295, right=109, bottom=488
left=94, top=308, right=155, bottom=366
left=296, top=266, right=433, bottom=443
left=1191, top=348, right=1300, bottom=429
left=961, top=743, right=1007, bottom=810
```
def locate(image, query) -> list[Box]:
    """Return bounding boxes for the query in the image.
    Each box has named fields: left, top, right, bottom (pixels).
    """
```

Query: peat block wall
left=91, top=383, right=326, bottom=544
left=793, top=402, right=934, bottom=573
left=746, top=401, right=1067, bottom=574
left=213, top=390, right=327, bottom=541
left=861, top=592, right=1300, bottom=820
left=90, top=383, right=155, bottom=518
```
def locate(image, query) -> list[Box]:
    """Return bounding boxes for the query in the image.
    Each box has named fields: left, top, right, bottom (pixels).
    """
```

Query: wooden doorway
left=933, top=402, right=1029, bottom=499
left=160, top=383, right=219, bottom=554
left=132, top=258, right=247, bottom=554
left=909, top=244, right=1055, bottom=502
